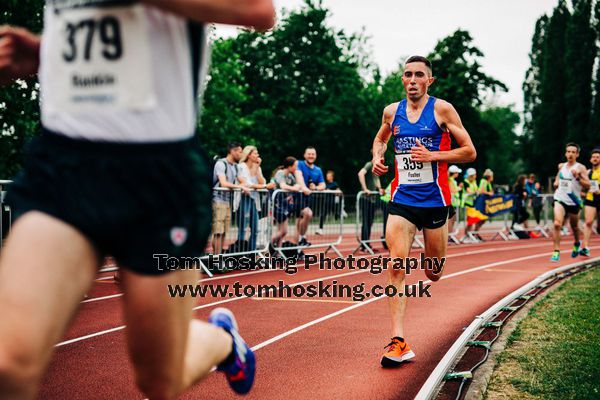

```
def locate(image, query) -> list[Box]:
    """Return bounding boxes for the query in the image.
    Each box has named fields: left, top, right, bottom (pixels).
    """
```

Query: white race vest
left=40, top=1, right=210, bottom=142
left=554, top=162, right=583, bottom=206
left=45, top=5, right=156, bottom=114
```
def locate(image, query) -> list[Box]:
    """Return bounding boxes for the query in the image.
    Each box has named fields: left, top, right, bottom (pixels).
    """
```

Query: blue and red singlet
left=389, top=96, right=451, bottom=207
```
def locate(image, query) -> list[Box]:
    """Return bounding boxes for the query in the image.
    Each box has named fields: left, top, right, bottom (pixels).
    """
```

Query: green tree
left=588, top=0, right=600, bottom=150
left=427, top=29, right=508, bottom=173
left=0, top=0, right=44, bottom=179
left=198, top=37, right=255, bottom=157
left=565, top=0, right=596, bottom=146
left=480, top=106, right=522, bottom=184
left=522, top=14, right=549, bottom=168
left=533, top=0, right=570, bottom=180
left=201, top=0, right=382, bottom=190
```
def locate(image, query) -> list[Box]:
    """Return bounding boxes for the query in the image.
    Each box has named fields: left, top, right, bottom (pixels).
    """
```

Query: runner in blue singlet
left=371, top=56, right=477, bottom=367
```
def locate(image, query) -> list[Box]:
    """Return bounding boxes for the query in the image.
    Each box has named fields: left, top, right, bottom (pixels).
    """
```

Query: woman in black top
left=512, top=174, right=529, bottom=229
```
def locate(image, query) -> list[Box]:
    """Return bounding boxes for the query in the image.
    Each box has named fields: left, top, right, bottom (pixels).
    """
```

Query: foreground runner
left=371, top=55, right=476, bottom=367
left=0, top=1, right=274, bottom=399
left=581, top=148, right=600, bottom=256
left=550, top=143, right=590, bottom=262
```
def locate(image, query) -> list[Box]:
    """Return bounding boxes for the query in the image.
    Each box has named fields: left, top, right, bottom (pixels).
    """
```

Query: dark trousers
left=360, top=197, right=376, bottom=241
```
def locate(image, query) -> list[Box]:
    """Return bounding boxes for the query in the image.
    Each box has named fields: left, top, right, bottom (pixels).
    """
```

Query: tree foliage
left=427, top=29, right=510, bottom=174
left=523, top=0, right=600, bottom=180
left=0, top=0, right=43, bottom=179
left=565, top=0, right=596, bottom=146
left=1, top=0, right=532, bottom=189
left=200, top=0, right=389, bottom=190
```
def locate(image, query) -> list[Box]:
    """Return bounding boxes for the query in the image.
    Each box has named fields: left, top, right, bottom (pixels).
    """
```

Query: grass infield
left=484, top=266, right=600, bottom=400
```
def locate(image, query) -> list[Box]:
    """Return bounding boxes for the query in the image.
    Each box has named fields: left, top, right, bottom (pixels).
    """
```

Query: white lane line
left=56, top=326, right=125, bottom=347
left=82, top=294, right=123, bottom=303
left=251, top=247, right=598, bottom=351
left=58, top=244, right=575, bottom=348
left=80, top=242, right=552, bottom=303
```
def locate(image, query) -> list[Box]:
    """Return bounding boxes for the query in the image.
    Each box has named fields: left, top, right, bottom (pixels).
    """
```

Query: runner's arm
left=357, top=168, right=370, bottom=192
left=411, top=100, right=476, bottom=163
left=372, top=104, right=396, bottom=176
left=575, top=165, right=590, bottom=190
left=139, top=0, right=275, bottom=30
left=554, top=163, right=562, bottom=189
left=0, top=26, right=40, bottom=86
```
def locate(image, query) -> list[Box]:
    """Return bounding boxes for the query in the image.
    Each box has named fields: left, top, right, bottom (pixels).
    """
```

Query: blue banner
left=474, top=194, right=516, bottom=217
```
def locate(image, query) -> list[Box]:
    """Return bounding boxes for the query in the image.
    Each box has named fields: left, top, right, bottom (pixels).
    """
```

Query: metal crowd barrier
left=353, top=191, right=390, bottom=254
left=463, top=193, right=554, bottom=243
left=197, top=187, right=273, bottom=276
left=270, top=189, right=344, bottom=259
left=447, top=205, right=461, bottom=245
left=504, top=194, right=552, bottom=239
left=0, top=180, right=12, bottom=252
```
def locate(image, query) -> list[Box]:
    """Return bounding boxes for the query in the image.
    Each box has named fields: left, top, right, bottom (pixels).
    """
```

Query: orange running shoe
left=381, top=337, right=415, bottom=367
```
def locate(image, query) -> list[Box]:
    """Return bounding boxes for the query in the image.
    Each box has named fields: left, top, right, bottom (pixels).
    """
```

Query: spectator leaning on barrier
left=525, top=173, right=543, bottom=226
left=358, top=158, right=384, bottom=252
left=212, top=142, right=249, bottom=255
left=236, top=146, right=275, bottom=252
left=271, top=157, right=302, bottom=248
left=448, top=165, right=463, bottom=235
left=296, top=147, right=325, bottom=245
left=461, top=168, right=478, bottom=238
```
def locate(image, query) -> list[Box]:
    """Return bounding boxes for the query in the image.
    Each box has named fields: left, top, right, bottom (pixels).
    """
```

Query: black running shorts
left=387, top=202, right=452, bottom=231
left=6, top=128, right=212, bottom=275
left=554, top=200, right=581, bottom=216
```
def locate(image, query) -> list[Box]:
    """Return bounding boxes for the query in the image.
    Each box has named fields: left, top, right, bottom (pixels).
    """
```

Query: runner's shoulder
left=433, top=98, right=454, bottom=115
left=383, top=102, right=400, bottom=121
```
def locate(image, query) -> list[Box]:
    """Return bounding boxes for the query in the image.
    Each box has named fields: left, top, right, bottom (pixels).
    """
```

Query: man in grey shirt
left=212, top=142, right=249, bottom=254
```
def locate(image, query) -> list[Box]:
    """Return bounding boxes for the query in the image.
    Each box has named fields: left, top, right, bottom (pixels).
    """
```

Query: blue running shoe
left=550, top=250, right=560, bottom=262
left=209, top=308, right=256, bottom=395
left=571, top=243, right=580, bottom=258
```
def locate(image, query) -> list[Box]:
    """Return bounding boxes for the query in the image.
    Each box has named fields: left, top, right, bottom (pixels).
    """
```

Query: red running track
left=38, top=235, right=600, bottom=399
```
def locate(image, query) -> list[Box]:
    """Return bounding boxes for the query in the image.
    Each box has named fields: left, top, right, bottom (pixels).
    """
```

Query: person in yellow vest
left=475, top=168, right=494, bottom=234
left=581, top=148, right=600, bottom=256
left=461, top=168, right=479, bottom=240
left=448, top=165, right=463, bottom=234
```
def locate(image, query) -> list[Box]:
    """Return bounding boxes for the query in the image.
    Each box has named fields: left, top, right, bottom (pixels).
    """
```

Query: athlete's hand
left=372, top=158, right=388, bottom=176
left=0, top=26, right=40, bottom=86
left=571, top=168, right=579, bottom=178
left=410, top=139, right=435, bottom=162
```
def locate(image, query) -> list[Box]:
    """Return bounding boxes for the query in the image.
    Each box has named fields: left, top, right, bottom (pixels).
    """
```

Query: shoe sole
left=380, top=351, right=416, bottom=367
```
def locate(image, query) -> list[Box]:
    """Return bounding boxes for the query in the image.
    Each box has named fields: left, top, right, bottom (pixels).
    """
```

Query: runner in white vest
left=0, top=1, right=275, bottom=398
left=551, top=142, right=590, bottom=262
